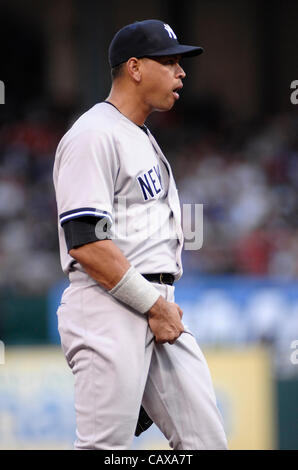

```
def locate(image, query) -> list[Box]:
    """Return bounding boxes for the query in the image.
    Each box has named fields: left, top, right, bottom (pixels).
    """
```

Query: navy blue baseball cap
left=108, top=19, right=204, bottom=68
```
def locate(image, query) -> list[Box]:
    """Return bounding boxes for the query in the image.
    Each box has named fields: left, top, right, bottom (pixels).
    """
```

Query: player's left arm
left=69, top=239, right=130, bottom=290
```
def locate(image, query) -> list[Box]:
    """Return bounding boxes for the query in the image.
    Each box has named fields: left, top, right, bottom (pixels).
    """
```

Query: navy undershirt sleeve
left=62, top=216, right=109, bottom=251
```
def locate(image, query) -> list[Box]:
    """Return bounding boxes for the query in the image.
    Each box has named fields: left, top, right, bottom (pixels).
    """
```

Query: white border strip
left=60, top=211, right=113, bottom=226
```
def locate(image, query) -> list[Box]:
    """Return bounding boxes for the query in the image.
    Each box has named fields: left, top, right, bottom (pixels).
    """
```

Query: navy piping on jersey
left=59, top=207, right=113, bottom=226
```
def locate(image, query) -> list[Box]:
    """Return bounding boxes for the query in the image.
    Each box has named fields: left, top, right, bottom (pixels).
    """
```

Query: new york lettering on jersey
left=137, top=164, right=163, bottom=201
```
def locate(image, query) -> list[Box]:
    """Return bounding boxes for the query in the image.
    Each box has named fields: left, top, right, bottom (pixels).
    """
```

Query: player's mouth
left=172, top=84, right=183, bottom=100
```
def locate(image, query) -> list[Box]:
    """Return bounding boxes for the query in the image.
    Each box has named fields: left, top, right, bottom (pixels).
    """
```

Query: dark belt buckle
left=159, top=273, right=165, bottom=284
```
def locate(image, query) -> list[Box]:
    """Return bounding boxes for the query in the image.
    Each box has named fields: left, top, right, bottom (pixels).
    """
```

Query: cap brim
left=145, top=44, right=204, bottom=59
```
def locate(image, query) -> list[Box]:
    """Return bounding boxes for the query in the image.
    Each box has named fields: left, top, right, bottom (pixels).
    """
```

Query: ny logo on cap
left=164, top=24, right=177, bottom=39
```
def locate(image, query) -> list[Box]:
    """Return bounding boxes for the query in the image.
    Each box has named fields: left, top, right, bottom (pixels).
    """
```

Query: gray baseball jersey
left=53, top=101, right=184, bottom=278
left=53, top=101, right=227, bottom=450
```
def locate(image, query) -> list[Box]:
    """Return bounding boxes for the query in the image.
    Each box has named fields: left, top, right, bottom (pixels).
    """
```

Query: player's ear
left=126, top=58, right=142, bottom=83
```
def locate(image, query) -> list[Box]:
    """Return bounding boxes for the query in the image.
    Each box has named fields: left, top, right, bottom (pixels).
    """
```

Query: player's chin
left=155, top=97, right=176, bottom=112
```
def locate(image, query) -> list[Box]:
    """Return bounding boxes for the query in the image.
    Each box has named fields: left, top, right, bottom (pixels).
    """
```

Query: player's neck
left=106, top=85, right=151, bottom=127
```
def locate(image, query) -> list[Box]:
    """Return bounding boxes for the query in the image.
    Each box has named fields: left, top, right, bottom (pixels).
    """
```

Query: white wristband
left=108, top=266, right=161, bottom=314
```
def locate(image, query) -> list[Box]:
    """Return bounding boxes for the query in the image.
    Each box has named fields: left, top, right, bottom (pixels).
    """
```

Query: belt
left=142, top=273, right=175, bottom=285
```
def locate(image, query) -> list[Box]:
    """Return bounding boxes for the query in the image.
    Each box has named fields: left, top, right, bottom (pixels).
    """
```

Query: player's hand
left=147, top=296, right=184, bottom=345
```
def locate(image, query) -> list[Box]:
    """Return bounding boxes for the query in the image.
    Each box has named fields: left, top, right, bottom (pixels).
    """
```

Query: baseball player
left=53, top=19, right=227, bottom=450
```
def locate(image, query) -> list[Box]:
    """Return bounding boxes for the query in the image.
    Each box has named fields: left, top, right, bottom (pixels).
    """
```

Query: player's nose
left=176, top=64, right=186, bottom=79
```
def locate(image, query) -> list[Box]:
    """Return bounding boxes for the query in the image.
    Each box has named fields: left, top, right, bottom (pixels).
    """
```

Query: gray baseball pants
left=57, top=270, right=228, bottom=450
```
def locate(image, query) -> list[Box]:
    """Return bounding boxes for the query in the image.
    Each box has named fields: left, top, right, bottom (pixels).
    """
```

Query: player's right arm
left=69, top=239, right=184, bottom=345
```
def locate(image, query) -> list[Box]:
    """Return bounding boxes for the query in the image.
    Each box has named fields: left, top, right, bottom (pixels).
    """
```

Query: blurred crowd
left=0, top=107, right=298, bottom=293
left=168, top=110, right=298, bottom=279
left=0, top=109, right=62, bottom=293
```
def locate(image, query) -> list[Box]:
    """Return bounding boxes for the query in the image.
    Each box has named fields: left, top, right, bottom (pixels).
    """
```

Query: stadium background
left=0, top=0, right=298, bottom=450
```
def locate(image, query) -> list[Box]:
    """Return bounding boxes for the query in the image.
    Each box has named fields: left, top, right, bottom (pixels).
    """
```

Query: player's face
left=140, top=55, right=186, bottom=112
